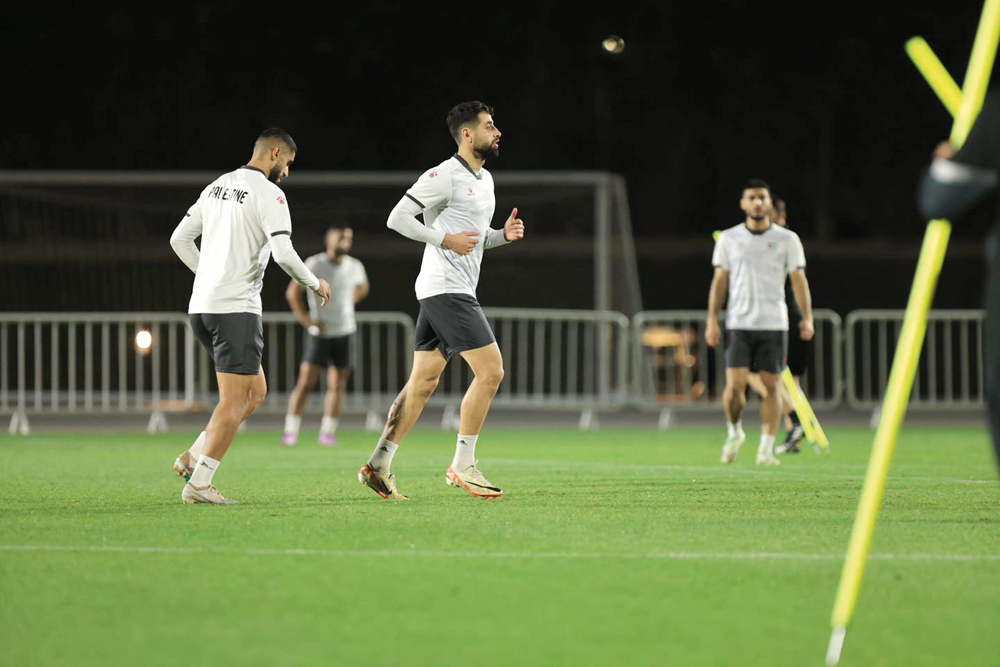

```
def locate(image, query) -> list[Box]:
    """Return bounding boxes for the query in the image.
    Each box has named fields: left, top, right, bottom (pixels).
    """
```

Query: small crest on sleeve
left=277, top=196, right=286, bottom=205
left=428, top=171, right=438, bottom=179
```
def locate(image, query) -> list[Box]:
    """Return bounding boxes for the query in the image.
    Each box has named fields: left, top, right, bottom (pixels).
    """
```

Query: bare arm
left=285, top=280, right=315, bottom=329
left=705, top=268, right=728, bottom=348
left=790, top=269, right=815, bottom=341
left=354, top=281, right=370, bottom=304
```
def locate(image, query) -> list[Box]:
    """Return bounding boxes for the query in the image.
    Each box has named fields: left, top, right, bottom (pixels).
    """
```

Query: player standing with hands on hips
left=706, top=180, right=814, bottom=466
left=358, top=101, right=525, bottom=500
left=169, top=128, right=331, bottom=504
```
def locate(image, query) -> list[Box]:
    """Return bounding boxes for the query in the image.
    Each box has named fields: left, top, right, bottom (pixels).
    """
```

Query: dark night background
left=2, top=3, right=998, bottom=316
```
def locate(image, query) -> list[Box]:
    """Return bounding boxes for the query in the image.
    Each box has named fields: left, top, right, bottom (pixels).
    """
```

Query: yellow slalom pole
left=952, top=0, right=1000, bottom=147
left=826, top=220, right=951, bottom=664
left=779, top=368, right=820, bottom=445
left=905, top=37, right=963, bottom=117
left=826, top=2, right=1000, bottom=664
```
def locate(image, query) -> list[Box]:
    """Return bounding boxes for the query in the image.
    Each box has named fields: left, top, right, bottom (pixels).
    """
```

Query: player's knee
left=413, top=374, right=440, bottom=398
left=480, top=365, right=504, bottom=389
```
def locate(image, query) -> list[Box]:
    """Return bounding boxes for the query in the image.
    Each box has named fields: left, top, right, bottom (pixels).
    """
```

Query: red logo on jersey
left=428, top=171, right=438, bottom=178
left=468, top=187, right=476, bottom=197
left=277, top=196, right=285, bottom=205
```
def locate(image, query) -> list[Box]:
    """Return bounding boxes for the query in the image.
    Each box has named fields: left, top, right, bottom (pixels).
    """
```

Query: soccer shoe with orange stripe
left=172, top=451, right=196, bottom=481
left=720, top=431, right=746, bottom=464
left=358, top=463, right=409, bottom=500
left=446, top=462, right=503, bottom=498
left=181, top=483, right=239, bottom=505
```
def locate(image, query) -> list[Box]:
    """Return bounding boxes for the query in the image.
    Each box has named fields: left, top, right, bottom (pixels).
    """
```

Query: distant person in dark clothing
left=919, top=90, right=1000, bottom=471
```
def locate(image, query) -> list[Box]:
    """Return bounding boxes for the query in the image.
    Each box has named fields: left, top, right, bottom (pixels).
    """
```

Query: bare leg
left=723, top=368, right=750, bottom=425
left=457, top=343, right=505, bottom=436
left=204, top=369, right=263, bottom=461
left=288, top=363, right=321, bottom=417
left=381, top=350, right=448, bottom=444
left=747, top=372, right=769, bottom=400
left=325, top=367, right=350, bottom=418
left=758, top=371, right=782, bottom=437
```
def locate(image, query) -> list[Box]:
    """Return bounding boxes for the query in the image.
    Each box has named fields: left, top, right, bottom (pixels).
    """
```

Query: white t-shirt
left=184, top=166, right=293, bottom=315
left=712, top=222, right=807, bottom=331
left=304, top=254, right=368, bottom=337
left=405, top=155, right=497, bottom=299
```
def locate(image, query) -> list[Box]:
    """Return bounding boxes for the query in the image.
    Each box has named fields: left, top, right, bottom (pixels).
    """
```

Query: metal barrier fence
left=1, top=309, right=986, bottom=434
left=631, top=309, right=844, bottom=410
left=432, top=308, right=631, bottom=413
left=845, top=309, right=985, bottom=409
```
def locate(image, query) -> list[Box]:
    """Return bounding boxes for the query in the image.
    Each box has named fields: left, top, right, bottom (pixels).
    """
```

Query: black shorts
left=303, top=334, right=352, bottom=369
left=786, top=322, right=813, bottom=376
left=190, top=312, right=263, bottom=376
left=415, top=293, right=495, bottom=360
left=725, top=329, right=787, bottom=374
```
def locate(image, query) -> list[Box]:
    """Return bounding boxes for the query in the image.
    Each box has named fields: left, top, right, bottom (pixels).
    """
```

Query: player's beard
left=473, top=141, right=499, bottom=160
left=268, top=163, right=284, bottom=184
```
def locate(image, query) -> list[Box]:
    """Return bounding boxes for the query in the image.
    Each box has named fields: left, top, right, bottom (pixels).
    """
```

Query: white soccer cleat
left=172, top=451, right=196, bottom=481
left=181, top=483, right=239, bottom=505
left=755, top=452, right=781, bottom=466
left=446, top=462, right=503, bottom=498
left=358, top=463, right=409, bottom=500
left=720, top=431, right=746, bottom=464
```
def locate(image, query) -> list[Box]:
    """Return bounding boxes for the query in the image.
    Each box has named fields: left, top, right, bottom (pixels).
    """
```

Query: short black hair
left=446, top=101, right=494, bottom=143
left=743, top=178, right=771, bottom=194
left=257, top=127, right=297, bottom=154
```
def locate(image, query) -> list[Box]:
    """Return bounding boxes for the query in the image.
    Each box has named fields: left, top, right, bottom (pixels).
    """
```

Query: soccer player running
left=357, top=101, right=525, bottom=500
left=283, top=227, right=369, bottom=446
left=169, top=128, right=331, bottom=504
left=705, top=180, right=814, bottom=466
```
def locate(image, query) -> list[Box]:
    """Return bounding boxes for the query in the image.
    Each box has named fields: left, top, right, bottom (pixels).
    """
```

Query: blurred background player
left=920, top=90, right=1000, bottom=472
left=770, top=197, right=814, bottom=454
left=357, top=101, right=524, bottom=500
left=168, top=128, right=331, bottom=504
left=282, top=227, right=369, bottom=446
left=706, top=180, right=814, bottom=466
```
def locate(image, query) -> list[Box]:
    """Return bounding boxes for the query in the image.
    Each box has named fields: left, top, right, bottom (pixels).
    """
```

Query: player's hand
left=442, top=231, right=480, bottom=255
left=314, top=279, right=332, bottom=307
left=309, top=319, right=324, bottom=333
left=504, top=207, right=525, bottom=242
left=705, top=317, right=721, bottom=348
left=799, top=318, right=815, bottom=341
left=933, top=140, right=955, bottom=161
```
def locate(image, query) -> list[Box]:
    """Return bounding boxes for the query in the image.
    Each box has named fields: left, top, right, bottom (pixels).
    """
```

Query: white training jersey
left=712, top=222, right=807, bottom=331
left=304, top=254, right=368, bottom=337
left=184, top=166, right=293, bottom=315
left=405, top=155, right=497, bottom=299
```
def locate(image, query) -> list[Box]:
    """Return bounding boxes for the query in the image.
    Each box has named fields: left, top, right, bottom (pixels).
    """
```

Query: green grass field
left=1, top=426, right=997, bottom=666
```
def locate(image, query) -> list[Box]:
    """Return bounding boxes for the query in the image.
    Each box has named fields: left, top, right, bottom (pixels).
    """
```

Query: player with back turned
left=706, top=180, right=815, bottom=466
left=920, top=90, right=1000, bottom=472
left=357, top=101, right=525, bottom=500
left=169, top=128, right=331, bottom=504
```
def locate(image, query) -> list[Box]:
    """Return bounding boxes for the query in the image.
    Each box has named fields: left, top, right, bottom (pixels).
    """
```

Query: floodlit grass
left=0, top=426, right=997, bottom=666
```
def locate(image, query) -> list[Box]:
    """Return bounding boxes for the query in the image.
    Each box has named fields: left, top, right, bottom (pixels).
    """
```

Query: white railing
left=428, top=308, right=631, bottom=412
left=845, top=309, right=985, bottom=409
left=631, top=309, right=844, bottom=410
left=3, top=309, right=987, bottom=434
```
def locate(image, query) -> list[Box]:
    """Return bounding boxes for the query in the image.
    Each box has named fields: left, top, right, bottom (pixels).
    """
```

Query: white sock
left=189, top=454, right=221, bottom=488
left=187, top=431, right=206, bottom=459
left=452, top=434, right=478, bottom=470
left=726, top=421, right=743, bottom=438
left=284, top=414, right=302, bottom=435
left=368, top=438, right=399, bottom=472
left=320, top=416, right=339, bottom=435
left=759, top=434, right=776, bottom=456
